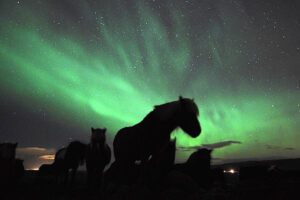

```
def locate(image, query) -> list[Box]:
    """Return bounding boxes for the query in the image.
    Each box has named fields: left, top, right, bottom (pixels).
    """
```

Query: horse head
left=178, top=96, right=201, bottom=138
left=91, top=127, right=107, bottom=145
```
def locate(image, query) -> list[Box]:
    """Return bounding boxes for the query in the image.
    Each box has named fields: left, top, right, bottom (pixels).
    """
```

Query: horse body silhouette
left=52, top=142, right=87, bottom=184
left=86, top=127, right=111, bottom=187
left=113, top=96, right=201, bottom=166
left=64, top=141, right=87, bottom=184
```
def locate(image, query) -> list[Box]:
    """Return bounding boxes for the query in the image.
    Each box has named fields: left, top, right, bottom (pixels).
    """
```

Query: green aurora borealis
left=1, top=0, right=300, bottom=165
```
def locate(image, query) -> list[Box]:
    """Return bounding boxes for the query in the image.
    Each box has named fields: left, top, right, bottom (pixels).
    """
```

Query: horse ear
left=179, top=96, right=183, bottom=101
left=91, top=127, right=94, bottom=132
left=103, top=128, right=107, bottom=133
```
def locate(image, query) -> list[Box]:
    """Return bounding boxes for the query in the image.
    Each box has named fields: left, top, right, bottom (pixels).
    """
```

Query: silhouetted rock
left=174, top=148, right=213, bottom=189
left=0, top=142, right=18, bottom=185
left=239, top=165, right=270, bottom=181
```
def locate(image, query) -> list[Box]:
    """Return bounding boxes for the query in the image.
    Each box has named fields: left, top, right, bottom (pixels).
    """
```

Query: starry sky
left=0, top=0, right=300, bottom=169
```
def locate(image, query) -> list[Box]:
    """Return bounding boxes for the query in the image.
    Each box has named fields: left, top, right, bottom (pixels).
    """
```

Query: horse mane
left=55, top=147, right=67, bottom=162
left=153, top=97, right=199, bottom=121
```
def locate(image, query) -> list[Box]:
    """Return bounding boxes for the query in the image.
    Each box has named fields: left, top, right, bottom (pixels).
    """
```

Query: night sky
left=0, top=0, right=300, bottom=170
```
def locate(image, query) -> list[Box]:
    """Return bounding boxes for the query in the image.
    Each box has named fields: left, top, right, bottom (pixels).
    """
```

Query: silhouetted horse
left=175, top=148, right=213, bottom=189
left=0, top=142, right=18, bottom=183
left=54, top=147, right=67, bottom=174
left=53, top=142, right=87, bottom=185
left=55, top=147, right=67, bottom=163
left=113, top=96, right=201, bottom=168
left=86, top=127, right=111, bottom=188
left=64, top=141, right=87, bottom=184
left=38, top=148, right=67, bottom=183
left=48, top=147, right=68, bottom=182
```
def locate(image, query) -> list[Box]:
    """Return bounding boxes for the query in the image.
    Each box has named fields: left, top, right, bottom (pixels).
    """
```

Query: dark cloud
left=177, top=140, right=242, bottom=151
left=202, top=141, right=242, bottom=149
left=266, top=145, right=295, bottom=151
left=284, top=147, right=295, bottom=151
left=217, top=156, right=288, bottom=165
left=266, top=145, right=281, bottom=150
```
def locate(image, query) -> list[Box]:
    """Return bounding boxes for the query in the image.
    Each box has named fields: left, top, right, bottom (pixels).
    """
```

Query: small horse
left=38, top=148, right=66, bottom=183
left=55, top=147, right=67, bottom=162
left=113, top=96, right=201, bottom=166
left=54, top=142, right=87, bottom=185
left=86, top=127, right=111, bottom=188
left=50, top=147, right=68, bottom=182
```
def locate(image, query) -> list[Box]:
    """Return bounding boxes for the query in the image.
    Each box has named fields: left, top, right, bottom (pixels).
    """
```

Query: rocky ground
left=1, top=169, right=300, bottom=200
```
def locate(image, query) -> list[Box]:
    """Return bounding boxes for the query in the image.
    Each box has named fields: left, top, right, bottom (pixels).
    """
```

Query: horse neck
left=141, top=110, right=179, bottom=138
left=90, top=140, right=104, bottom=150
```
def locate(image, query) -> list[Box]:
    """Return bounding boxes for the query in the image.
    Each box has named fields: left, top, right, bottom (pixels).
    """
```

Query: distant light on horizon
left=27, top=167, right=39, bottom=171
left=223, top=169, right=238, bottom=174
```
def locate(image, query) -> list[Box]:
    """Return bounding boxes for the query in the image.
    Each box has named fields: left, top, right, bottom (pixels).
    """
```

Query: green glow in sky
left=0, top=0, right=299, bottom=163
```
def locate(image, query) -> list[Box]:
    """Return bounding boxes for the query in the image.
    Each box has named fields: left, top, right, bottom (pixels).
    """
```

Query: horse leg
left=70, top=167, right=77, bottom=186
left=97, top=166, right=105, bottom=188
left=137, top=156, right=151, bottom=185
left=64, top=170, right=69, bottom=185
left=86, top=167, right=91, bottom=186
left=87, top=167, right=95, bottom=188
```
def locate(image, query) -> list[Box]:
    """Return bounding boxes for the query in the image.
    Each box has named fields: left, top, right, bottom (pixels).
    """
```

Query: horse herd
left=39, top=127, right=111, bottom=187
left=37, top=96, right=204, bottom=189
left=1, top=97, right=287, bottom=199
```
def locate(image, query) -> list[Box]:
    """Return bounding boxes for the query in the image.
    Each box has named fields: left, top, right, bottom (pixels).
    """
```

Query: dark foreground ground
left=2, top=158, right=300, bottom=200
